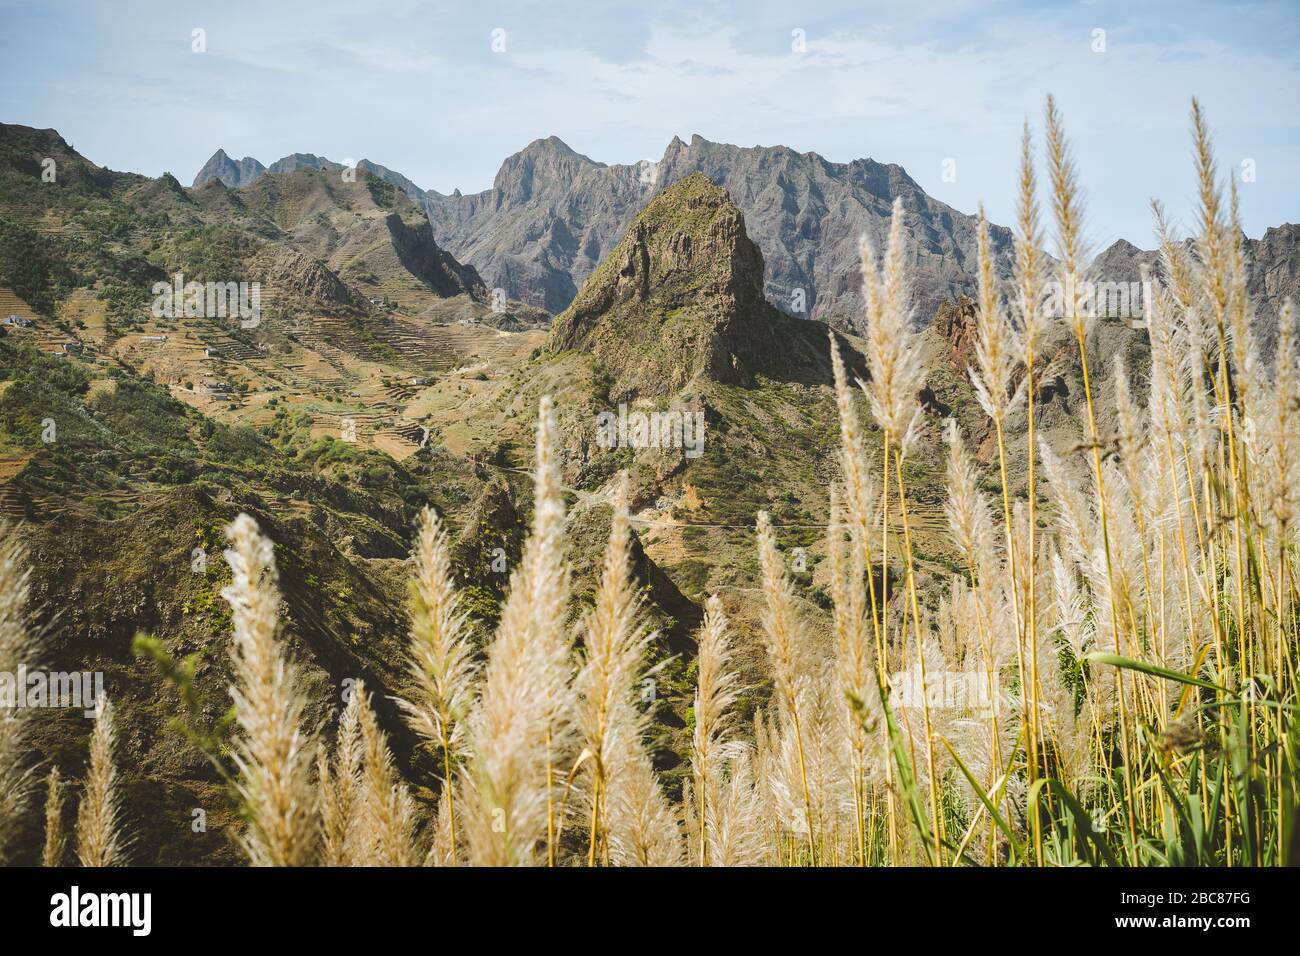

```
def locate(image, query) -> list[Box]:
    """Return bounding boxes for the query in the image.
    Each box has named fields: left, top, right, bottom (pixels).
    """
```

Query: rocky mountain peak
left=492, top=137, right=602, bottom=204
left=192, top=149, right=266, bottom=188
left=257, top=248, right=355, bottom=308
left=558, top=172, right=765, bottom=315
left=548, top=173, right=829, bottom=398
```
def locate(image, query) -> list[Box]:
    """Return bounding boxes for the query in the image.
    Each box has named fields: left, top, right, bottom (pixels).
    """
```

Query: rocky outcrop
left=933, top=295, right=979, bottom=377
left=258, top=249, right=355, bottom=308
left=266, top=152, right=335, bottom=176
left=385, top=212, right=486, bottom=299
left=549, top=173, right=852, bottom=399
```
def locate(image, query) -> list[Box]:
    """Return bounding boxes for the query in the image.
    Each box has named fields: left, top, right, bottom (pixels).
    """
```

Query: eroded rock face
left=1248, top=224, right=1300, bottom=327
left=1092, top=231, right=1299, bottom=344
left=934, top=295, right=979, bottom=377
left=549, top=173, right=851, bottom=400
left=258, top=249, right=355, bottom=308
left=385, top=212, right=486, bottom=300
left=429, top=134, right=1017, bottom=327
left=192, top=148, right=266, bottom=188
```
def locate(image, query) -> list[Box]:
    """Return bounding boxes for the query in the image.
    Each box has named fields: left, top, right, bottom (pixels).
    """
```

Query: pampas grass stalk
left=942, top=420, right=1005, bottom=848
left=424, top=782, right=458, bottom=866
left=1046, top=95, right=1140, bottom=860
left=573, top=471, right=653, bottom=864
left=223, top=513, right=315, bottom=867
left=827, top=491, right=863, bottom=862
left=1015, top=121, right=1045, bottom=851
left=42, top=766, right=66, bottom=867
left=709, top=751, right=766, bottom=866
left=462, top=396, right=573, bottom=866
left=756, top=510, right=817, bottom=861
left=830, top=332, right=894, bottom=860
left=1193, top=99, right=1253, bottom=744
left=76, top=697, right=124, bottom=867
left=316, top=748, right=346, bottom=866
left=320, top=693, right=362, bottom=866
left=604, top=718, right=682, bottom=866
left=398, top=505, right=478, bottom=861
left=690, top=594, right=740, bottom=865
left=354, top=681, right=418, bottom=866
left=973, top=204, right=1038, bottom=798
left=858, top=199, right=943, bottom=863
left=0, top=525, right=35, bottom=866
left=860, top=198, right=921, bottom=673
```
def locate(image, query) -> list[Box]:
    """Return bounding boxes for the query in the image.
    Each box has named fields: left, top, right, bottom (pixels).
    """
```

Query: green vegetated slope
left=0, top=336, right=444, bottom=862
left=0, top=123, right=541, bottom=336
left=0, top=127, right=1130, bottom=864
left=0, top=326, right=713, bottom=863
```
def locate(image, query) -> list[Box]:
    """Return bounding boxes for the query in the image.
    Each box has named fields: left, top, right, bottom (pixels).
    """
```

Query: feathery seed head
left=76, top=697, right=125, bottom=867
left=223, top=513, right=316, bottom=867
left=860, top=200, right=924, bottom=449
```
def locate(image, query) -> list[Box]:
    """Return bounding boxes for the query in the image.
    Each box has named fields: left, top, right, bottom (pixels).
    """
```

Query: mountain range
left=195, top=135, right=1300, bottom=331
left=0, top=117, right=1296, bottom=864
left=197, top=135, right=1020, bottom=325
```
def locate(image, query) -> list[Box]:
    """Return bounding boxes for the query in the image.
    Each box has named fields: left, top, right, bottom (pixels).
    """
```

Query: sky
left=1, top=0, right=1296, bottom=248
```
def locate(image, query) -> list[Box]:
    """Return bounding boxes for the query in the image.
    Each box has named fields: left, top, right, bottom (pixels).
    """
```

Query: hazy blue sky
left=1, top=0, right=1296, bottom=247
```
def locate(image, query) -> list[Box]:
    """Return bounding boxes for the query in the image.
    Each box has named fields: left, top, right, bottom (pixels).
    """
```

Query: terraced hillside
left=0, top=122, right=1160, bottom=868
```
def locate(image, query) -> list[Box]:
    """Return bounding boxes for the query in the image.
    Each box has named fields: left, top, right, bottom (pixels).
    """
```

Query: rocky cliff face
left=1246, top=224, right=1300, bottom=327
left=426, top=137, right=644, bottom=313
left=1091, top=231, right=1299, bottom=345
left=191, top=148, right=266, bottom=188
left=429, top=134, right=1017, bottom=327
left=549, top=173, right=848, bottom=399
left=385, top=211, right=486, bottom=299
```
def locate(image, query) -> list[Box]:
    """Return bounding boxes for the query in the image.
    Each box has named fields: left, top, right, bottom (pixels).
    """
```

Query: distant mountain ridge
left=192, top=147, right=266, bottom=188
left=0, top=124, right=504, bottom=326
left=194, top=137, right=1021, bottom=326
left=192, top=138, right=1300, bottom=330
left=194, top=149, right=442, bottom=204
left=1091, top=228, right=1300, bottom=332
